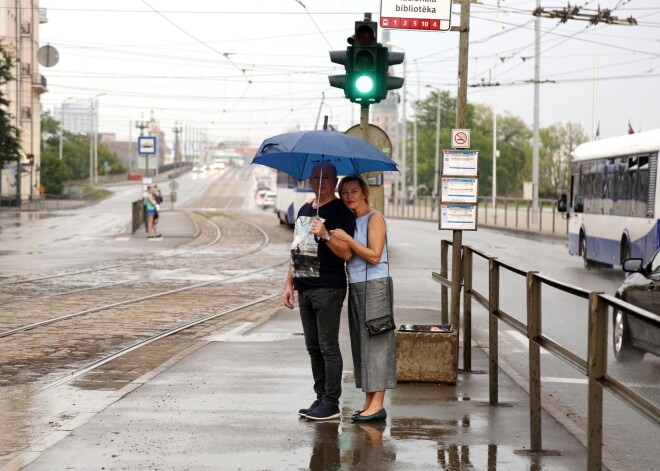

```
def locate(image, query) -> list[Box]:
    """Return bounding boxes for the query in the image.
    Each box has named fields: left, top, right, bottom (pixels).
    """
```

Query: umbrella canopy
left=252, top=129, right=398, bottom=180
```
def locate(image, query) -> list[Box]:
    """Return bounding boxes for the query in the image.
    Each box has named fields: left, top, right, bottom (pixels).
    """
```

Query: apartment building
left=0, top=1, right=47, bottom=200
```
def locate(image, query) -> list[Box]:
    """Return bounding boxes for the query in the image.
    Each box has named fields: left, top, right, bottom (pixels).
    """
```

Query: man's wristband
left=321, top=233, right=332, bottom=242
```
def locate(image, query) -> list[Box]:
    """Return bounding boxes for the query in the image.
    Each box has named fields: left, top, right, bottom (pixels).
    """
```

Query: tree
left=410, top=92, right=532, bottom=197
left=40, top=111, right=126, bottom=193
left=539, top=122, right=587, bottom=198
left=0, top=42, right=22, bottom=197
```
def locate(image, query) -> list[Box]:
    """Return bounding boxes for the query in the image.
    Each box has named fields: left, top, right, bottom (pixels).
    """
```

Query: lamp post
left=92, top=93, right=106, bottom=184
left=58, top=97, right=74, bottom=161
left=425, top=85, right=442, bottom=199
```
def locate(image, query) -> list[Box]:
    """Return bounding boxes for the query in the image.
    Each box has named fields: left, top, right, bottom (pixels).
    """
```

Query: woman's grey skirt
left=348, top=277, right=397, bottom=392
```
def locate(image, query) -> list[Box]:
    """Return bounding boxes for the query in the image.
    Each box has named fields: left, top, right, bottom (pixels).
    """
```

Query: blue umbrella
left=252, top=129, right=398, bottom=181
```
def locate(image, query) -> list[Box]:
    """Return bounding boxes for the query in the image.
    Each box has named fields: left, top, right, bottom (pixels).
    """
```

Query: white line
left=506, top=330, right=549, bottom=354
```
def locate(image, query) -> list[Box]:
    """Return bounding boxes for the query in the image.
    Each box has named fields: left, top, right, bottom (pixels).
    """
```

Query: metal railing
left=384, top=196, right=569, bottom=236
left=433, top=240, right=660, bottom=470
left=0, top=194, right=97, bottom=211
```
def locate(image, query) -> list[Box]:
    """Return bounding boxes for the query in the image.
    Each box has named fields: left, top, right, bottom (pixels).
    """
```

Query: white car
left=256, top=190, right=276, bottom=209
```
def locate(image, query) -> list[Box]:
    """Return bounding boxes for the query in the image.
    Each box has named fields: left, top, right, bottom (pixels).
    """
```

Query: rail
left=384, top=196, right=568, bottom=236
left=433, top=240, right=660, bottom=470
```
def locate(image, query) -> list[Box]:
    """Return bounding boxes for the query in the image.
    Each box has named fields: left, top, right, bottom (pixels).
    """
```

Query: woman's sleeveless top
left=347, top=210, right=388, bottom=284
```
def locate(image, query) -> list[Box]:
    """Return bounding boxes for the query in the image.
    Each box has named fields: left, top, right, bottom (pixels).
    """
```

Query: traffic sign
left=451, top=129, right=470, bottom=148
left=380, top=0, right=452, bottom=31
left=138, top=136, right=157, bottom=155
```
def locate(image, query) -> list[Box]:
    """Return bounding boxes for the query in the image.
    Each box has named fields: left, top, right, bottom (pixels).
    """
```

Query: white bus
left=560, top=129, right=660, bottom=269
left=274, top=170, right=314, bottom=226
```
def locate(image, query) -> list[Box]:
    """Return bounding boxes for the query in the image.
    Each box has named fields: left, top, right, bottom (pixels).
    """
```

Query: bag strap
left=364, top=211, right=390, bottom=315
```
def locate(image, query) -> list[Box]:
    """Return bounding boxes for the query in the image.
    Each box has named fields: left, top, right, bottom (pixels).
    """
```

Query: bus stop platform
left=6, top=307, right=603, bottom=471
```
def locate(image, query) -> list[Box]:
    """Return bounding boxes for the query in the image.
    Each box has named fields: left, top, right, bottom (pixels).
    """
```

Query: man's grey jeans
left=298, top=287, right=347, bottom=406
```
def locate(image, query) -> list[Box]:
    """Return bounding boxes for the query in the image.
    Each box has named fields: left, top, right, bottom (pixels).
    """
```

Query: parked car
left=613, top=250, right=660, bottom=361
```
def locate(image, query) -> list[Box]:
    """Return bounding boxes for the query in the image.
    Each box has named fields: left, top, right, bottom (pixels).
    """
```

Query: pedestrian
left=325, top=174, right=397, bottom=422
left=153, top=184, right=163, bottom=223
left=144, top=185, right=161, bottom=239
left=283, top=162, right=356, bottom=421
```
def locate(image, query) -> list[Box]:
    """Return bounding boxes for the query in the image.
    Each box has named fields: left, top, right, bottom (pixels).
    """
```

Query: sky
left=38, top=0, right=660, bottom=148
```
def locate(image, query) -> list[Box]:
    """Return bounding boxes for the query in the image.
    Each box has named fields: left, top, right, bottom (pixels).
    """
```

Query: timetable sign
left=439, top=204, right=477, bottom=231
left=441, top=177, right=478, bottom=203
left=443, top=150, right=479, bottom=177
left=380, top=0, right=452, bottom=31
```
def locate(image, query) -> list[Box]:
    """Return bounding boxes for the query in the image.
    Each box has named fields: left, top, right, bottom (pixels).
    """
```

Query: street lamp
left=425, top=85, right=442, bottom=201
left=90, top=92, right=106, bottom=184
left=58, top=96, right=74, bottom=160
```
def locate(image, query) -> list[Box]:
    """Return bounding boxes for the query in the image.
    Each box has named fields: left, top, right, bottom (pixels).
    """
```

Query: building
left=55, top=99, right=93, bottom=135
left=0, top=1, right=47, bottom=200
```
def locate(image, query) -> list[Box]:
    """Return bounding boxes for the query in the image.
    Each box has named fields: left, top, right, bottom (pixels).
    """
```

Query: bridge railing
left=433, top=240, right=660, bottom=470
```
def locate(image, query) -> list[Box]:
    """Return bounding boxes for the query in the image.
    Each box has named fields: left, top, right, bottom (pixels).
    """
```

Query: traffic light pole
left=450, top=0, right=471, bottom=339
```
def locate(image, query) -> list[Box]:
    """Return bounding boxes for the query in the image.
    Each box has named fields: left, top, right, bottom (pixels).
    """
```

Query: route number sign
left=380, top=0, right=452, bottom=31
left=451, top=129, right=470, bottom=148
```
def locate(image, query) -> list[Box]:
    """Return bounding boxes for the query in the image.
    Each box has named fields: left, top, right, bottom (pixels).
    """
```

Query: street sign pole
left=450, top=0, right=471, bottom=336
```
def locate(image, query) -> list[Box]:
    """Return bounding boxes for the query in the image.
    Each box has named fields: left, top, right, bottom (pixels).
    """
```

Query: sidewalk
left=13, top=308, right=592, bottom=471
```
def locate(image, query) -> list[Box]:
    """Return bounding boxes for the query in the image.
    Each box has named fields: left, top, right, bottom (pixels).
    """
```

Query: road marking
left=506, top=330, right=549, bottom=354
left=542, top=377, right=587, bottom=384
left=541, top=377, right=660, bottom=389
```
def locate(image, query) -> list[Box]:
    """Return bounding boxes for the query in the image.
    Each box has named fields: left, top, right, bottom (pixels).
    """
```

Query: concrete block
left=396, top=330, right=458, bottom=383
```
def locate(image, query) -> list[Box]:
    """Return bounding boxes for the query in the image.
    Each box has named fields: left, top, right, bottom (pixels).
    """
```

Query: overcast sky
left=39, top=0, right=660, bottom=147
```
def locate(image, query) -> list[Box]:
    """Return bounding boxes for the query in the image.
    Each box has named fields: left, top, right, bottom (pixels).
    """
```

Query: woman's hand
left=311, top=217, right=328, bottom=238
left=329, top=228, right=350, bottom=242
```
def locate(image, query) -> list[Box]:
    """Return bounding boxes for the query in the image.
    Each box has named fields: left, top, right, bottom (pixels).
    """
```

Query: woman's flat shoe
left=352, top=410, right=364, bottom=417
left=352, top=409, right=387, bottom=422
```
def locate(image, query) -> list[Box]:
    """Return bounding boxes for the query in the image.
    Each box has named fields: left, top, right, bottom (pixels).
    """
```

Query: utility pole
left=532, top=0, right=541, bottom=223
left=135, top=120, right=148, bottom=175
left=173, top=123, right=183, bottom=167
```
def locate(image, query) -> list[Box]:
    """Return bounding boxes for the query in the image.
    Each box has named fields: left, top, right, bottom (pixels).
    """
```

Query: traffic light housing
left=328, top=20, right=405, bottom=106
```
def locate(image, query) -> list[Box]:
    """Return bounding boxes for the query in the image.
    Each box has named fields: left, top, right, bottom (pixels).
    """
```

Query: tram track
left=0, top=214, right=273, bottom=308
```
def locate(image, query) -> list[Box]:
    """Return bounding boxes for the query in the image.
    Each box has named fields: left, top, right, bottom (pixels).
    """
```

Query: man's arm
left=311, top=217, right=352, bottom=261
left=283, top=266, right=295, bottom=309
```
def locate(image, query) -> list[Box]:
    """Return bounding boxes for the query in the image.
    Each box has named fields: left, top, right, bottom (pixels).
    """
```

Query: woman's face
left=340, top=181, right=365, bottom=210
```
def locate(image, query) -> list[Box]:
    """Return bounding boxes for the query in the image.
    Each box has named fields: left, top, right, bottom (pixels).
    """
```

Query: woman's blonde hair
left=338, top=174, right=370, bottom=206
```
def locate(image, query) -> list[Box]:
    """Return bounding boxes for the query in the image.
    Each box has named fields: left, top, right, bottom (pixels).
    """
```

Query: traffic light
left=349, top=20, right=379, bottom=104
left=377, top=46, right=405, bottom=96
left=328, top=20, right=405, bottom=106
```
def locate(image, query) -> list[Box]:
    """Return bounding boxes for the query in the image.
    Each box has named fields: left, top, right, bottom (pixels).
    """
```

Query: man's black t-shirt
left=291, top=198, right=356, bottom=290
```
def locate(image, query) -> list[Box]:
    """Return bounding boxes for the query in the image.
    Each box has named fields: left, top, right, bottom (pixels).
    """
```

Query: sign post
left=138, top=136, right=157, bottom=176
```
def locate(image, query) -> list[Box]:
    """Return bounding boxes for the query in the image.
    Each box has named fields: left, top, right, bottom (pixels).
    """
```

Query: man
left=283, top=163, right=356, bottom=420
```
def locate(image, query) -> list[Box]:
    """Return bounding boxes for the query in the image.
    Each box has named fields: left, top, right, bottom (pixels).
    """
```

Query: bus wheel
left=581, top=237, right=594, bottom=270
left=613, top=309, right=644, bottom=362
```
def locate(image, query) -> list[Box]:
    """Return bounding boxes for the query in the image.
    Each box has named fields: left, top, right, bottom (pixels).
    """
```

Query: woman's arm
left=330, top=213, right=386, bottom=265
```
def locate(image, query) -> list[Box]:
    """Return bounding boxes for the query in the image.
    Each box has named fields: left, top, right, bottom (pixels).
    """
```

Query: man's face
left=309, top=164, right=337, bottom=199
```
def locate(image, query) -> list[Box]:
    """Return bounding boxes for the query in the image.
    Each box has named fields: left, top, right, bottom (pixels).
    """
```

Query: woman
left=328, top=174, right=396, bottom=422
left=144, top=186, right=161, bottom=239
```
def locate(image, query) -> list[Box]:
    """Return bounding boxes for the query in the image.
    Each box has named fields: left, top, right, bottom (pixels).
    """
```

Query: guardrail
left=433, top=240, right=660, bottom=470
left=384, top=196, right=568, bottom=236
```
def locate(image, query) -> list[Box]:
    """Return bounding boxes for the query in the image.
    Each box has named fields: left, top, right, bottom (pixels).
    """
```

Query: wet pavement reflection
left=301, top=420, right=546, bottom=471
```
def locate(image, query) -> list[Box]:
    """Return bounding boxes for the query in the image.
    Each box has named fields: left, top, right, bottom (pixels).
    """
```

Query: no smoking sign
left=451, top=129, right=470, bottom=149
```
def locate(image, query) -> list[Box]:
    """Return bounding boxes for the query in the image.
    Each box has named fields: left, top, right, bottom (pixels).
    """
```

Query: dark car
left=614, top=250, right=660, bottom=361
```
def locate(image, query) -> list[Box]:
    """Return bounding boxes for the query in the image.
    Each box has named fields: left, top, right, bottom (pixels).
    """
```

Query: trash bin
left=396, top=324, right=457, bottom=383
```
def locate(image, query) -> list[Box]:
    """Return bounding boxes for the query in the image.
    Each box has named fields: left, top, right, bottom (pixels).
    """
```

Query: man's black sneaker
left=298, top=399, right=321, bottom=417
left=304, top=402, right=341, bottom=420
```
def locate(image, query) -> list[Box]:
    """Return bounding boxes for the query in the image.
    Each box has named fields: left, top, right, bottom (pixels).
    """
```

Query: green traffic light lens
left=355, top=75, right=373, bottom=94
